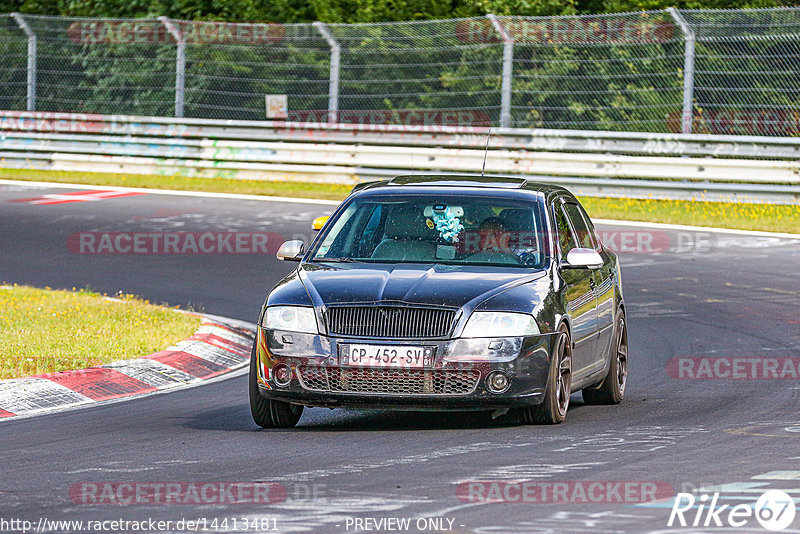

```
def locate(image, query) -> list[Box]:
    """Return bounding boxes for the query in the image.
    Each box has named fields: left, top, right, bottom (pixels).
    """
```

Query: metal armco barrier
left=0, top=111, right=798, bottom=203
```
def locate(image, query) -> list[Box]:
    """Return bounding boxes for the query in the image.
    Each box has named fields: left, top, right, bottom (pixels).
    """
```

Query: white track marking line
left=0, top=178, right=341, bottom=205
left=752, top=471, right=800, bottom=480
left=3, top=178, right=799, bottom=239
left=593, top=218, right=800, bottom=239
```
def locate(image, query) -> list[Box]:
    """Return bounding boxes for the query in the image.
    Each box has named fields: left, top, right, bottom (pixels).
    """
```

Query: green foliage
left=0, top=16, right=28, bottom=110
left=3, top=0, right=798, bottom=134
left=597, top=0, right=794, bottom=13
left=8, top=0, right=794, bottom=22
left=508, top=10, right=685, bottom=132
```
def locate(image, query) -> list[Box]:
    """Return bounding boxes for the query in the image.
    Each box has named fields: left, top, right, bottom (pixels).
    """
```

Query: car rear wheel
left=582, top=310, right=627, bottom=405
left=249, top=340, right=303, bottom=428
left=520, top=325, right=572, bottom=425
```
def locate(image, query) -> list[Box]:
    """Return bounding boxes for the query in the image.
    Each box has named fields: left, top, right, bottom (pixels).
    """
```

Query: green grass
left=2, top=167, right=798, bottom=234
left=0, top=284, right=201, bottom=380
left=580, top=196, right=800, bottom=234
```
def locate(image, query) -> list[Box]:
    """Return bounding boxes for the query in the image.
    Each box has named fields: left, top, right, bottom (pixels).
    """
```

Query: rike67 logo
left=669, top=490, right=797, bottom=531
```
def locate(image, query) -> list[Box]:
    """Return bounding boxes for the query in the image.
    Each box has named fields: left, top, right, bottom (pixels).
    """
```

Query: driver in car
left=473, top=215, right=539, bottom=266
left=477, top=216, right=510, bottom=253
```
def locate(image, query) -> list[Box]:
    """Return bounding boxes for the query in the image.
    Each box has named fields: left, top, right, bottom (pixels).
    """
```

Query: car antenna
left=481, top=128, right=492, bottom=177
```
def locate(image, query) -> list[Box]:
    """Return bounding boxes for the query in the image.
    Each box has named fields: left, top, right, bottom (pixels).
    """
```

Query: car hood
left=297, top=262, right=546, bottom=311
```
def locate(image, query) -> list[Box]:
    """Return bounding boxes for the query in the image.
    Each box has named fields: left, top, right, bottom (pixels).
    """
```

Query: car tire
left=520, top=325, right=572, bottom=425
left=249, top=339, right=303, bottom=429
left=582, top=309, right=628, bottom=405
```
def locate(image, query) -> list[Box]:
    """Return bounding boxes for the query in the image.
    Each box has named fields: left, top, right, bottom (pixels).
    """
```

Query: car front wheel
left=520, top=325, right=572, bottom=425
left=248, top=339, right=303, bottom=428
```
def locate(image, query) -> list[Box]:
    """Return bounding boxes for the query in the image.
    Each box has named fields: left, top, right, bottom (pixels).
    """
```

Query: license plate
left=340, top=344, right=434, bottom=369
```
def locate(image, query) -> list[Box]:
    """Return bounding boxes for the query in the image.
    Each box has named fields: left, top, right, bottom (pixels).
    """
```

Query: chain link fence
left=1, top=8, right=799, bottom=135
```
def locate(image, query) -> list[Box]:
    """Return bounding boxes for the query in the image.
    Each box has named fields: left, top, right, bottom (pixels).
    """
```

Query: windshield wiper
left=315, top=257, right=358, bottom=263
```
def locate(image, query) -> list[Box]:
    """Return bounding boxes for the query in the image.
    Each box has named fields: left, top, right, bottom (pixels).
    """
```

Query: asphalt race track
left=1, top=181, right=800, bottom=534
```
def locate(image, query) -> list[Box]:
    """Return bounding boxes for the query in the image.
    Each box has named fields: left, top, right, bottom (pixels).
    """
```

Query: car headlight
left=263, top=306, right=318, bottom=334
left=461, top=311, right=539, bottom=338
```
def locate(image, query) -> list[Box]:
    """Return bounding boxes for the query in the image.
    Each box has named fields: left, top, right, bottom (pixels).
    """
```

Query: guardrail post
left=313, top=22, right=340, bottom=124
left=159, top=17, right=185, bottom=118
left=667, top=8, right=695, bottom=134
left=11, top=13, right=36, bottom=112
left=486, top=14, right=513, bottom=129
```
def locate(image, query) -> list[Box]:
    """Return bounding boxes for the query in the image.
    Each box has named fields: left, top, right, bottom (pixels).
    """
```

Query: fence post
left=313, top=22, right=340, bottom=124
left=486, top=14, right=513, bottom=129
left=667, top=8, right=695, bottom=134
left=11, top=13, right=36, bottom=112
left=159, top=17, right=185, bottom=118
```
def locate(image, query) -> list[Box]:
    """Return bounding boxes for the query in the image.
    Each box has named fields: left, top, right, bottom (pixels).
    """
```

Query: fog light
left=273, top=364, right=293, bottom=387
left=486, top=371, right=511, bottom=394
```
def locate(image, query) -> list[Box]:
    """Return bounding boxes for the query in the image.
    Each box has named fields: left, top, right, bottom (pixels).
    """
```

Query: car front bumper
left=254, top=327, right=559, bottom=410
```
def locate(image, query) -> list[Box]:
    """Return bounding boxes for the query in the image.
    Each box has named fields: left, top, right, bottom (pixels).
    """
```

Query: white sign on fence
left=265, top=95, right=288, bottom=119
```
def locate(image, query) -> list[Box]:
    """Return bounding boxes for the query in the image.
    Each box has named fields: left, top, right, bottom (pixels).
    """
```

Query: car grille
left=297, top=366, right=480, bottom=396
left=326, top=306, right=456, bottom=339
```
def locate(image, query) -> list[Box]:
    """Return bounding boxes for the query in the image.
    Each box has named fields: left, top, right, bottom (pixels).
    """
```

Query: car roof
left=350, top=175, right=577, bottom=202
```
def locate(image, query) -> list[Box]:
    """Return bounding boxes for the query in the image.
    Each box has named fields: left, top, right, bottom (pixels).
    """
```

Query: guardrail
left=4, top=110, right=800, bottom=158
left=1, top=111, right=798, bottom=203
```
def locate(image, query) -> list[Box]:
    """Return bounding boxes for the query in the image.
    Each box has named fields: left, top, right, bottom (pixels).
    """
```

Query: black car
left=249, top=175, right=627, bottom=427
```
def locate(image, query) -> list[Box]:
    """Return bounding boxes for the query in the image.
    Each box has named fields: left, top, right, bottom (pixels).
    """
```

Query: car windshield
left=309, top=194, right=550, bottom=268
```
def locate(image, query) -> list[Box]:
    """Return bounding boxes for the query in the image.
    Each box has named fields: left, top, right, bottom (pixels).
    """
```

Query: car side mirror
left=276, top=240, right=305, bottom=261
left=562, top=248, right=603, bottom=270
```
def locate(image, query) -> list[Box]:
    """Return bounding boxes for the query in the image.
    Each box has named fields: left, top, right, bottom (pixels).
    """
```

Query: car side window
left=574, top=203, right=602, bottom=251
left=563, top=203, right=595, bottom=250
left=553, top=205, right=577, bottom=261
left=353, top=204, right=384, bottom=256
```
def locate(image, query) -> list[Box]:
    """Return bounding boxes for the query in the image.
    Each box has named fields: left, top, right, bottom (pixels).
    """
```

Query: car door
left=572, top=202, right=615, bottom=363
left=553, top=202, right=598, bottom=377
